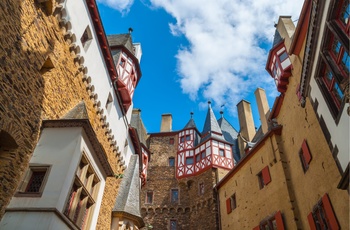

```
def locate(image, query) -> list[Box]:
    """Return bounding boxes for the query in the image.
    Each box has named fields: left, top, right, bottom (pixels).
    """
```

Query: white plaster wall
left=308, top=0, right=349, bottom=171
left=0, top=212, right=69, bottom=230
left=5, top=127, right=107, bottom=230
left=64, top=0, right=135, bottom=167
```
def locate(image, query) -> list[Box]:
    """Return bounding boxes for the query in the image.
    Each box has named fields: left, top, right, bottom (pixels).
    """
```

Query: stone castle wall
left=0, top=1, right=122, bottom=228
left=141, top=134, right=219, bottom=230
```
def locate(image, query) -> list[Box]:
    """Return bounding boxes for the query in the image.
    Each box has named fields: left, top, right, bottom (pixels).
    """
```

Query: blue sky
left=97, top=0, right=304, bottom=133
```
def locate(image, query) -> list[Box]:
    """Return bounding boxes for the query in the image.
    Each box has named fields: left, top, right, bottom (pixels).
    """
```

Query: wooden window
left=226, top=193, right=237, bottom=214
left=170, top=219, right=177, bottom=230
left=171, top=189, right=179, bottom=203
left=180, top=136, right=185, bottom=143
left=169, top=157, right=175, bottom=167
left=185, top=134, right=191, bottom=141
left=258, top=211, right=285, bottom=230
left=337, top=0, right=349, bottom=33
left=186, top=157, right=194, bottom=165
left=258, top=166, right=271, bottom=189
left=146, top=191, right=153, bottom=204
left=299, top=139, right=312, bottom=172
left=219, top=148, right=225, bottom=157
left=308, top=193, right=339, bottom=230
left=16, top=165, right=50, bottom=197
left=64, top=154, right=100, bottom=229
left=169, top=138, right=174, bottom=145
left=80, top=26, right=92, bottom=50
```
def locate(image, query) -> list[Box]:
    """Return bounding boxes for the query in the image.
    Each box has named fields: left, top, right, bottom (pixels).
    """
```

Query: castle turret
left=108, top=33, right=142, bottom=112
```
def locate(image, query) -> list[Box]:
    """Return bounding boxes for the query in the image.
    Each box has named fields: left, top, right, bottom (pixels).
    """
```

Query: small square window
left=146, top=191, right=153, bottom=204
left=186, top=157, right=193, bottom=165
left=180, top=136, right=185, bottom=143
left=81, top=26, right=92, bottom=50
left=169, top=138, right=174, bottom=145
left=169, top=157, right=175, bottom=167
left=171, top=189, right=179, bottom=203
left=16, top=166, right=50, bottom=197
left=186, top=135, right=191, bottom=141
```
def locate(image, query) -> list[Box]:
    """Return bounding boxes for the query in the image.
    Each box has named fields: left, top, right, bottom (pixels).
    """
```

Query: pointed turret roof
left=107, top=33, right=134, bottom=55
left=183, top=112, right=197, bottom=129
left=201, top=102, right=225, bottom=143
left=112, top=155, right=144, bottom=227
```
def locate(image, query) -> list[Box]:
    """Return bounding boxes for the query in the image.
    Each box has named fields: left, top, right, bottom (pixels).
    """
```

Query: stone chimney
left=276, top=16, right=296, bottom=52
left=160, top=114, right=172, bottom=132
left=254, top=88, right=270, bottom=134
left=237, top=100, right=256, bottom=157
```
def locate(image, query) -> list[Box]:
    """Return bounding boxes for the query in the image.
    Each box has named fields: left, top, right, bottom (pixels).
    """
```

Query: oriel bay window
left=64, top=155, right=100, bottom=229
left=315, top=0, right=349, bottom=120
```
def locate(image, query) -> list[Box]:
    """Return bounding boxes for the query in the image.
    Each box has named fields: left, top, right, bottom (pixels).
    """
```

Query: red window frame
left=320, top=65, right=345, bottom=109
left=258, top=166, right=271, bottom=189
left=329, top=35, right=349, bottom=75
left=219, top=148, right=225, bottom=157
left=299, top=139, right=312, bottom=172
left=308, top=193, right=340, bottom=230
left=186, top=156, right=194, bottom=165
left=254, top=211, right=285, bottom=230
left=336, top=0, right=350, bottom=35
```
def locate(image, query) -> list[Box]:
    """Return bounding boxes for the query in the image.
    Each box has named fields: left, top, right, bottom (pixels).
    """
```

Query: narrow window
left=169, top=138, right=174, bottom=145
left=219, top=148, right=225, bottom=157
left=258, top=166, right=271, bottom=189
left=201, top=151, right=206, bottom=159
left=26, top=171, right=46, bottom=193
left=230, top=193, right=237, bottom=210
left=171, top=189, right=179, bottom=203
left=199, top=183, right=204, bottom=195
left=105, top=93, right=113, bottom=114
left=196, top=154, right=201, bottom=162
left=169, top=157, right=175, bottom=167
left=146, top=191, right=153, bottom=204
left=81, top=26, right=92, bottom=50
left=170, top=220, right=177, bottom=230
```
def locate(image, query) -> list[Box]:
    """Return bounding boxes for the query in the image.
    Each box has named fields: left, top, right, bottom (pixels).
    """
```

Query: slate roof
left=217, top=116, right=240, bottom=162
left=200, top=103, right=225, bottom=143
left=183, top=117, right=197, bottom=129
left=107, top=34, right=134, bottom=55
left=273, top=29, right=283, bottom=47
left=113, top=155, right=143, bottom=226
left=61, top=101, right=89, bottom=120
left=131, top=109, right=148, bottom=145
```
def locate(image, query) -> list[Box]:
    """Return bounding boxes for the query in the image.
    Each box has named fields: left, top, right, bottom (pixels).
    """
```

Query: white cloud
left=147, top=0, right=304, bottom=115
left=97, top=0, right=134, bottom=15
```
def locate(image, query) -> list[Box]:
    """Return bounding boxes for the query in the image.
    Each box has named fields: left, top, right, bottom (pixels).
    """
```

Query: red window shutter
left=275, top=211, right=284, bottom=230
left=252, top=226, right=260, bottom=230
left=262, top=166, right=271, bottom=185
left=307, top=212, right=317, bottom=230
left=322, top=193, right=339, bottom=230
left=301, top=140, right=312, bottom=164
left=226, top=198, right=232, bottom=214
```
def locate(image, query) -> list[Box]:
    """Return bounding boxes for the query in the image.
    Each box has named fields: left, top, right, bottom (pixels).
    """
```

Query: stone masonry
left=141, top=133, right=220, bottom=230
left=0, top=1, right=123, bottom=228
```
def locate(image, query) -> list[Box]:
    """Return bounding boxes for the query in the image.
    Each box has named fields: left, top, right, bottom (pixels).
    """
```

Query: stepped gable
left=61, top=101, right=89, bottom=120
left=107, top=33, right=134, bottom=55
left=200, top=102, right=225, bottom=143
left=113, top=154, right=144, bottom=227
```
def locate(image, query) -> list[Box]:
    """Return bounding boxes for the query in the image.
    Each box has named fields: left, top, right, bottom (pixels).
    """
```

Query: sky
left=96, top=0, right=304, bottom=133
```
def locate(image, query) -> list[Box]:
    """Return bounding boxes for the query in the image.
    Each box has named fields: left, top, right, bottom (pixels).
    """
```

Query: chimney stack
left=237, top=100, right=256, bottom=157
left=254, top=88, right=270, bottom=134
left=160, top=114, right=172, bottom=132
